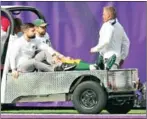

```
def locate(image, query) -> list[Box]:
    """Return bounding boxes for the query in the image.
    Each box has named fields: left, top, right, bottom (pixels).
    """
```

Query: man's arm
left=46, top=33, right=64, bottom=58
left=91, top=24, right=114, bottom=53
left=121, top=31, right=130, bottom=60
left=46, top=33, right=53, bottom=47
left=9, top=40, right=21, bottom=79
left=38, top=42, right=56, bottom=56
left=9, top=40, right=20, bottom=71
left=37, top=34, right=65, bottom=58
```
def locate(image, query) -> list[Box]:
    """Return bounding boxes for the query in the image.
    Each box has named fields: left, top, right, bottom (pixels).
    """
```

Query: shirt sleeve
left=46, top=33, right=52, bottom=47
left=92, top=23, right=114, bottom=52
left=36, top=38, right=56, bottom=56
left=46, top=33, right=64, bottom=57
left=121, top=31, right=130, bottom=60
left=9, top=40, right=21, bottom=70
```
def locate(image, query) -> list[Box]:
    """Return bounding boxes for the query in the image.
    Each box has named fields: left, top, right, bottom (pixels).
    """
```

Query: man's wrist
left=92, top=47, right=99, bottom=52
left=52, top=53, right=56, bottom=57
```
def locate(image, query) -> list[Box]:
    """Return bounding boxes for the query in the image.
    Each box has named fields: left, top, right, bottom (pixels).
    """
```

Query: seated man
left=33, top=18, right=102, bottom=71
left=9, top=23, right=76, bottom=79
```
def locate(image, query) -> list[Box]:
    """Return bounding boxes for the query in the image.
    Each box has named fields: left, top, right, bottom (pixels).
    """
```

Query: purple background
left=1, top=2, right=146, bottom=81
left=1, top=1, right=146, bottom=108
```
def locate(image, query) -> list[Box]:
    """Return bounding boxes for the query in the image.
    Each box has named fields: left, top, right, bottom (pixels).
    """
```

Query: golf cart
left=1, top=6, right=139, bottom=114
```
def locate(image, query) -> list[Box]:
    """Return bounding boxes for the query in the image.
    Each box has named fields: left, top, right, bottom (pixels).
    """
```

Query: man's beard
left=28, top=35, right=36, bottom=39
left=39, top=31, right=46, bottom=36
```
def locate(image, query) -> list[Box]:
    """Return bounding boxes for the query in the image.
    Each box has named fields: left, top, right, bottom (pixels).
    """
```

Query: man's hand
left=119, top=60, right=124, bottom=68
left=52, top=55, right=62, bottom=64
left=64, top=57, right=72, bottom=60
left=12, top=70, right=19, bottom=79
left=90, top=47, right=98, bottom=53
left=55, top=52, right=65, bottom=59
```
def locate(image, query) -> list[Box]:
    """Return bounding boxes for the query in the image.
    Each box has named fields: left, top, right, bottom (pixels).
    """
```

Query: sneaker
left=106, top=54, right=116, bottom=70
left=54, top=66, right=64, bottom=71
left=89, top=64, right=97, bottom=70
left=62, top=63, right=77, bottom=71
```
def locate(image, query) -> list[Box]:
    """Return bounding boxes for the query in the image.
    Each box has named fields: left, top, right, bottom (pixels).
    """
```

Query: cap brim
left=40, top=23, right=48, bottom=27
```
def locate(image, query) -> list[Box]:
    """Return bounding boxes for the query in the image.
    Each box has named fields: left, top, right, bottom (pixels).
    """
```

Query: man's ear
left=108, top=14, right=111, bottom=20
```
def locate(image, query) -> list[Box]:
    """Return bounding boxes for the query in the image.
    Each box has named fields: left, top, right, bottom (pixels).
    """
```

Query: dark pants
left=96, top=54, right=118, bottom=70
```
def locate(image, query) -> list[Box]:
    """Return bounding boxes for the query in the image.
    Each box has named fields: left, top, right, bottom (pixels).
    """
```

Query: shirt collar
left=108, top=18, right=118, bottom=23
left=107, top=18, right=118, bottom=25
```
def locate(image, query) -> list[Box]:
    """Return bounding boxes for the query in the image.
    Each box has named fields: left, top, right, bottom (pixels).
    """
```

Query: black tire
left=106, top=101, right=134, bottom=114
left=1, top=104, right=3, bottom=111
left=72, top=81, right=107, bottom=114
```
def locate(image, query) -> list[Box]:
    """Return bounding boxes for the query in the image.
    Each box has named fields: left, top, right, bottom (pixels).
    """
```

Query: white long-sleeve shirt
left=92, top=19, right=130, bottom=64
left=36, top=32, right=64, bottom=58
left=9, top=35, right=56, bottom=70
left=36, top=32, right=52, bottom=47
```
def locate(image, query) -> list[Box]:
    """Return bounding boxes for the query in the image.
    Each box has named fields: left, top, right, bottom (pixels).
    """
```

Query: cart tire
left=106, top=101, right=134, bottom=114
left=72, top=81, right=107, bottom=114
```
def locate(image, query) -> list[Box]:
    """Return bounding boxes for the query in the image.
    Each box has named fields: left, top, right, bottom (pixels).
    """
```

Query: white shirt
left=35, top=32, right=64, bottom=58
left=36, top=32, right=52, bottom=47
left=92, top=19, right=130, bottom=64
left=9, top=35, right=56, bottom=70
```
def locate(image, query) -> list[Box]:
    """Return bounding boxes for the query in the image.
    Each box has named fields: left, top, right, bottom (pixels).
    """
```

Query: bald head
left=102, top=6, right=117, bottom=22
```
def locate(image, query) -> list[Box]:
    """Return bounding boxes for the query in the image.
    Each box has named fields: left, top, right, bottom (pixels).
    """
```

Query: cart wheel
left=72, top=81, right=107, bottom=114
left=106, top=101, right=134, bottom=114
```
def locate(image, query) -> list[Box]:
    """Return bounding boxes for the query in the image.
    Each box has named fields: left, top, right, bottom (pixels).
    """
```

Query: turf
left=1, top=109, right=146, bottom=114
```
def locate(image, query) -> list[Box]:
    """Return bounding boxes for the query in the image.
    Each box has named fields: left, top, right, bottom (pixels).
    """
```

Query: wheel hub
left=80, top=89, right=98, bottom=108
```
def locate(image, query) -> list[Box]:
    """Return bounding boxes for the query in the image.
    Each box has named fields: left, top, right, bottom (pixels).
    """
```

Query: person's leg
left=34, top=51, right=55, bottom=65
left=74, top=61, right=90, bottom=70
left=17, top=59, right=54, bottom=72
left=35, top=51, right=77, bottom=71
left=96, top=54, right=105, bottom=70
left=104, top=54, right=117, bottom=70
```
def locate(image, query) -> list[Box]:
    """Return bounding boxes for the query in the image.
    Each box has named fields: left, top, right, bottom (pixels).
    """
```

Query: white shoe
left=89, top=64, right=97, bottom=70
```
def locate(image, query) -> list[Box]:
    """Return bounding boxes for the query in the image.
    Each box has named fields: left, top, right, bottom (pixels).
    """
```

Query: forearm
left=10, top=52, right=17, bottom=71
left=121, top=31, right=130, bottom=60
left=92, top=41, right=109, bottom=52
left=54, top=51, right=64, bottom=58
left=39, top=43, right=56, bottom=55
left=9, top=43, right=20, bottom=71
left=10, top=58, right=16, bottom=71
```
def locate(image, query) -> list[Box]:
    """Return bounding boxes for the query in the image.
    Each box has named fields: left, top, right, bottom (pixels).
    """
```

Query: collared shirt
left=36, top=32, right=52, bottom=47
left=35, top=32, right=63, bottom=58
left=92, top=19, right=130, bottom=64
left=9, top=35, right=56, bottom=70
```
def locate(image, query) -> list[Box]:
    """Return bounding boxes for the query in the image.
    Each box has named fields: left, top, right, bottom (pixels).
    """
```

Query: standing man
left=90, top=6, right=130, bottom=70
